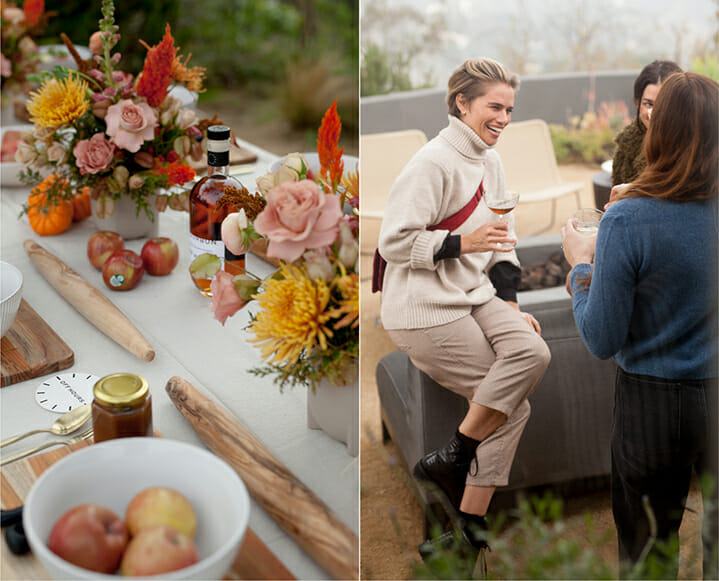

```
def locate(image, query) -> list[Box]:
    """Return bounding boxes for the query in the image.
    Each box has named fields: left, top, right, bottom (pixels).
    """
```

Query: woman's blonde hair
left=616, top=71, right=718, bottom=203
left=446, top=57, right=519, bottom=117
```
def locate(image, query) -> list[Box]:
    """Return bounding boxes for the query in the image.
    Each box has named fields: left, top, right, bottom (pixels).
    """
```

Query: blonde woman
left=376, top=57, right=550, bottom=555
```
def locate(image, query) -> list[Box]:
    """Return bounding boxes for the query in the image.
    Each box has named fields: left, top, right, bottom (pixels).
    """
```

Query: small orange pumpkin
left=27, top=175, right=74, bottom=236
left=70, top=188, right=92, bottom=222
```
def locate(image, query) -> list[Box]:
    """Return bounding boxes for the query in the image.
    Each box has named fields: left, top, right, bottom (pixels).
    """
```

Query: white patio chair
left=494, top=119, right=583, bottom=234
left=359, top=129, right=428, bottom=221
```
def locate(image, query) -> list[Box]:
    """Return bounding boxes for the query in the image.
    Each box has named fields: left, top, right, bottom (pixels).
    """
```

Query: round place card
left=35, top=372, right=99, bottom=413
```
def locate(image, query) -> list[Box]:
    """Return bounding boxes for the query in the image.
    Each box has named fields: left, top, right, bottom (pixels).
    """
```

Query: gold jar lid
left=93, top=373, right=149, bottom=407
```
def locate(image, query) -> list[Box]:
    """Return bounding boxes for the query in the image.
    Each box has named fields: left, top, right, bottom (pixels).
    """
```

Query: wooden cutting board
left=0, top=440, right=295, bottom=580
left=1, top=300, right=74, bottom=387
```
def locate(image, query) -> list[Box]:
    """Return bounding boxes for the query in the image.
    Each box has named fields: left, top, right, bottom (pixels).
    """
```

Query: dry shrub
left=278, top=55, right=358, bottom=134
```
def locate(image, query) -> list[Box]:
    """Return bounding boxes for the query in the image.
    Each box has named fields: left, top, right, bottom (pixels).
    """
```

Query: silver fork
left=0, top=428, right=94, bottom=466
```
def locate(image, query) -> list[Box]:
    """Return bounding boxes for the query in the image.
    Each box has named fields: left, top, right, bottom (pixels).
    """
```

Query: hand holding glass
left=486, top=189, right=519, bottom=249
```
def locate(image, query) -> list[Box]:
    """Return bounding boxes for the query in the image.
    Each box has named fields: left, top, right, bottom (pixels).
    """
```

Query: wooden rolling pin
left=24, top=240, right=155, bottom=362
left=165, top=376, right=358, bottom=580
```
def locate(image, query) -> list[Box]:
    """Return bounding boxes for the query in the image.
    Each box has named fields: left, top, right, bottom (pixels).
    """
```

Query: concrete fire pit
left=376, top=234, right=617, bottom=520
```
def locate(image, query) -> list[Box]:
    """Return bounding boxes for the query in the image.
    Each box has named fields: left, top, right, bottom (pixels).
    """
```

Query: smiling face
left=638, top=83, right=660, bottom=129
left=457, top=83, right=515, bottom=146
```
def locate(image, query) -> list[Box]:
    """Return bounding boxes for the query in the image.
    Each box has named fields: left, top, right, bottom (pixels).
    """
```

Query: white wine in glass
left=486, top=189, right=519, bottom=248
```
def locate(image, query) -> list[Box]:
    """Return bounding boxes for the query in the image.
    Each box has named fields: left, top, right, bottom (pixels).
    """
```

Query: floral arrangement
left=15, top=0, right=207, bottom=220
left=1, top=0, right=51, bottom=100
left=208, top=101, right=359, bottom=391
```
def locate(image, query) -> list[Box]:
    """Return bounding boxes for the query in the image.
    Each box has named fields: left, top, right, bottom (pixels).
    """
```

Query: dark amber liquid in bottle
left=189, top=173, right=246, bottom=296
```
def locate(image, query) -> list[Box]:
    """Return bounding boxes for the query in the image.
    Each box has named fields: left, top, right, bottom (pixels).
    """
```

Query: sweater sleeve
left=570, top=208, right=635, bottom=359
left=488, top=261, right=521, bottom=302
left=378, top=153, right=453, bottom=272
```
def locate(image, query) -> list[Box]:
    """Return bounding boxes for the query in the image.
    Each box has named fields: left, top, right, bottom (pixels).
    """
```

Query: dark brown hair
left=446, top=57, right=519, bottom=118
left=632, top=60, right=682, bottom=120
left=616, top=71, right=718, bottom=203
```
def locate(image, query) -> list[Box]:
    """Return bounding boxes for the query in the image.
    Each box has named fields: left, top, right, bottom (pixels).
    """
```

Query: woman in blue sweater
left=562, top=71, right=718, bottom=578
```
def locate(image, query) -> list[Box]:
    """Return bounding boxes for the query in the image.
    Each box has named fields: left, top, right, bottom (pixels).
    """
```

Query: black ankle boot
left=418, top=515, right=489, bottom=561
left=413, top=431, right=480, bottom=509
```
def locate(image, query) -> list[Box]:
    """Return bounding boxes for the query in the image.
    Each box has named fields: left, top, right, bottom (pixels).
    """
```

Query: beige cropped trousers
left=387, top=296, right=551, bottom=487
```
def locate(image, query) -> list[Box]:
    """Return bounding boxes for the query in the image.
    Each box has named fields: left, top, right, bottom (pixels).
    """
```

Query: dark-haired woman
left=611, top=59, right=681, bottom=187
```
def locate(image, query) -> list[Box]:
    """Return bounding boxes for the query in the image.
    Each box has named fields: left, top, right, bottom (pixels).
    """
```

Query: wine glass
left=485, top=189, right=519, bottom=248
left=572, top=208, right=604, bottom=236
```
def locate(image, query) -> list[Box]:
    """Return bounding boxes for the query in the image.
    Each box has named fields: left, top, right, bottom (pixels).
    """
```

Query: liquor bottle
left=189, top=125, right=246, bottom=296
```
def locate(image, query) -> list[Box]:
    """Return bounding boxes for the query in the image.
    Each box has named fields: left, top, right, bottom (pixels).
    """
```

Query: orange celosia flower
left=317, top=100, right=344, bottom=192
left=172, top=53, right=206, bottom=94
left=136, top=24, right=176, bottom=107
left=22, top=0, right=43, bottom=27
left=155, top=158, right=195, bottom=186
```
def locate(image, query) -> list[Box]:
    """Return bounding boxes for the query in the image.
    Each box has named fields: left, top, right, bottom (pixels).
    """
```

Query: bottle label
left=189, top=234, right=225, bottom=269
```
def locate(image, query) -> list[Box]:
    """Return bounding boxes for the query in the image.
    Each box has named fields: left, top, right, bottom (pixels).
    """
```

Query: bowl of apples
left=23, top=438, right=250, bottom=579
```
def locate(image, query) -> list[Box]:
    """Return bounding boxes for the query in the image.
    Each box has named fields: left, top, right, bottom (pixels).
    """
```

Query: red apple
left=141, top=237, right=179, bottom=276
left=48, top=503, right=128, bottom=574
left=120, top=525, right=199, bottom=577
left=102, top=249, right=144, bottom=291
left=125, top=486, right=197, bottom=538
left=86, top=231, right=125, bottom=270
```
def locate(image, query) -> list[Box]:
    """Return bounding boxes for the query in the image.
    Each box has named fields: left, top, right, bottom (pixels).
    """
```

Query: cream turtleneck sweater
left=378, top=115, right=520, bottom=330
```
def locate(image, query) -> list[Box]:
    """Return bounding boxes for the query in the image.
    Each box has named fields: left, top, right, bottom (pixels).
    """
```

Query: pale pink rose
left=3, top=6, right=24, bottom=25
left=253, top=179, right=343, bottom=263
left=88, top=31, right=104, bottom=55
left=104, top=99, right=157, bottom=152
left=210, top=270, right=246, bottom=326
left=221, top=209, right=250, bottom=255
left=303, top=248, right=334, bottom=281
left=73, top=133, right=115, bottom=174
left=176, top=108, right=197, bottom=130
left=128, top=175, right=145, bottom=189
left=47, top=143, right=67, bottom=164
left=18, top=36, right=36, bottom=56
left=1, top=54, right=11, bottom=78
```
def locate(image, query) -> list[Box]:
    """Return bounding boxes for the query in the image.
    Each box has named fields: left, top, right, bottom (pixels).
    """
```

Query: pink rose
left=73, top=133, right=115, bottom=174
left=104, top=99, right=157, bottom=152
left=88, top=31, right=104, bottom=55
left=1, top=54, right=11, bottom=78
left=210, top=271, right=246, bottom=326
left=254, top=179, right=343, bottom=263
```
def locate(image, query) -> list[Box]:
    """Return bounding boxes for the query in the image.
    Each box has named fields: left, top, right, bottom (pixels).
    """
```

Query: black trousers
left=611, top=368, right=718, bottom=579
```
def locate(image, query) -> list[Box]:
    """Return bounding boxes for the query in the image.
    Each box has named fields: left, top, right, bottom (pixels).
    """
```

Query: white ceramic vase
left=307, top=376, right=359, bottom=457
left=92, top=195, right=159, bottom=240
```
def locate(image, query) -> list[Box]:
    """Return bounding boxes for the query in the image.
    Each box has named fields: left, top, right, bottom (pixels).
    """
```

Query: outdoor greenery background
left=41, top=0, right=359, bottom=144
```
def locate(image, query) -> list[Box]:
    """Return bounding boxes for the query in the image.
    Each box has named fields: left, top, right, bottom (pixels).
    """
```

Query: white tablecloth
left=0, top=138, right=358, bottom=580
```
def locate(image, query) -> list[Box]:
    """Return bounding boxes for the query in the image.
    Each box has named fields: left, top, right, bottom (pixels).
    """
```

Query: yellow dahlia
left=329, top=273, right=359, bottom=330
left=248, top=264, right=333, bottom=366
left=26, top=73, right=90, bottom=128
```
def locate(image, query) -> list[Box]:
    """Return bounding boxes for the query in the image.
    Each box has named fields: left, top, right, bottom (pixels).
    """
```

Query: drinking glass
left=572, top=208, right=604, bottom=235
left=485, top=189, right=519, bottom=248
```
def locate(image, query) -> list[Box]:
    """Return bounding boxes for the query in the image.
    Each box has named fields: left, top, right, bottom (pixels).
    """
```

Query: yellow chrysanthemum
left=329, top=273, right=359, bottom=329
left=26, top=73, right=90, bottom=128
left=248, top=264, right=334, bottom=366
left=341, top=169, right=359, bottom=200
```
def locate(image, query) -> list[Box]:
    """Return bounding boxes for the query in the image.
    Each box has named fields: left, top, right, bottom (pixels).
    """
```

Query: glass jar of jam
left=92, top=373, right=153, bottom=443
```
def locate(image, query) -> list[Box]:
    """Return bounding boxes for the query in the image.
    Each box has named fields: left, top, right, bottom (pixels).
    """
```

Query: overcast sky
left=362, top=0, right=717, bottom=85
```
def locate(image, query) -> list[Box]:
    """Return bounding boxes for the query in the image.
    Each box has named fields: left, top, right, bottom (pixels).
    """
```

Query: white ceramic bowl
left=0, top=261, right=23, bottom=337
left=23, top=438, right=250, bottom=580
